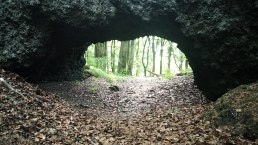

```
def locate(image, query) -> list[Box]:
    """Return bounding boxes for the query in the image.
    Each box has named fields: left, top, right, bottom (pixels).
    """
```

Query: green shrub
left=179, top=68, right=193, bottom=76
left=162, top=69, right=175, bottom=80
left=87, top=56, right=108, bottom=70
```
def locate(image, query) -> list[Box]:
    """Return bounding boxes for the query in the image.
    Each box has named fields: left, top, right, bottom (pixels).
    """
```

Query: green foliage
left=85, top=37, right=192, bottom=78
left=179, top=68, right=193, bottom=76
left=87, top=57, right=108, bottom=69
left=85, top=66, right=124, bottom=83
left=95, top=57, right=108, bottom=69
left=86, top=55, right=95, bottom=67
left=114, top=70, right=129, bottom=76
left=163, top=69, right=175, bottom=80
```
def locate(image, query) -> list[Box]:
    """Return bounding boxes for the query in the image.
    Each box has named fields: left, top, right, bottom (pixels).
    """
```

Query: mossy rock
left=205, top=83, right=258, bottom=140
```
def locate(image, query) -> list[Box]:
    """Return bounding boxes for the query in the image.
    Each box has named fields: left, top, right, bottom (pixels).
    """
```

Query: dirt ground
left=39, top=76, right=208, bottom=118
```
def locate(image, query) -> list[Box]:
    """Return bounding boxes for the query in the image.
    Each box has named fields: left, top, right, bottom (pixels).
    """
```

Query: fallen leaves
left=0, top=68, right=257, bottom=144
left=35, top=132, right=46, bottom=142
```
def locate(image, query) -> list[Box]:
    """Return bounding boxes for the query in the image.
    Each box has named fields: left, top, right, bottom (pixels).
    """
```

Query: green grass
left=179, top=68, right=193, bottom=76
left=85, top=66, right=125, bottom=83
left=162, top=69, right=175, bottom=80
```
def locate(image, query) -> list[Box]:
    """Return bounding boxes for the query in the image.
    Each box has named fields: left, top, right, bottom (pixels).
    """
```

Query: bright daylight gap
left=85, top=36, right=192, bottom=80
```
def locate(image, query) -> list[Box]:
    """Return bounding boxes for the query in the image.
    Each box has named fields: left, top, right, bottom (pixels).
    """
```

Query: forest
left=85, top=36, right=192, bottom=79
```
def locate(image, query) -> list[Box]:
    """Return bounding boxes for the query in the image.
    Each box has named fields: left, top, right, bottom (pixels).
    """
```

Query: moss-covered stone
left=206, top=83, right=258, bottom=140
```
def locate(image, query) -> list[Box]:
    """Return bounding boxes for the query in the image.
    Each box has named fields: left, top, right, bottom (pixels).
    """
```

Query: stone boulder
left=206, top=82, right=258, bottom=140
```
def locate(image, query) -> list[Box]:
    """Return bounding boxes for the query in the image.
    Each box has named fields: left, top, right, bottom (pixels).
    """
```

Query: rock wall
left=1, top=0, right=258, bottom=100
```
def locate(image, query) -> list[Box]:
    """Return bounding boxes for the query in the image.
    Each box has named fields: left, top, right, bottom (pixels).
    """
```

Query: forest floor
left=1, top=68, right=257, bottom=144
left=39, top=76, right=208, bottom=119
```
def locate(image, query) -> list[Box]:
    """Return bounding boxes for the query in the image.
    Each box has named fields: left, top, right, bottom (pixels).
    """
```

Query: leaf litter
left=0, top=68, right=257, bottom=144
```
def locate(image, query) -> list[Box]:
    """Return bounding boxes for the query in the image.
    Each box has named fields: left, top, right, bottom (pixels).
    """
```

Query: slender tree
left=127, top=40, right=135, bottom=75
left=170, top=42, right=187, bottom=72
left=135, top=39, right=141, bottom=76
left=170, top=42, right=180, bottom=70
left=95, top=42, right=107, bottom=70
left=142, top=37, right=150, bottom=76
left=167, top=43, right=173, bottom=70
left=110, top=40, right=116, bottom=73
left=118, top=41, right=129, bottom=74
left=159, top=38, right=167, bottom=75
left=151, top=36, right=156, bottom=76
left=178, top=54, right=184, bottom=71
left=160, top=47, right=163, bottom=74
left=185, top=59, right=189, bottom=70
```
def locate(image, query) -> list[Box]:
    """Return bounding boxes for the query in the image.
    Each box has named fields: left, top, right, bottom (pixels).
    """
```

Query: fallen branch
left=0, top=77, right=24, bottom=97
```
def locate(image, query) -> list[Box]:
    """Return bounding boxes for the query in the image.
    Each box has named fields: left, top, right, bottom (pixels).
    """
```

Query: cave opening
left=2, top=0, right=257, bottom=102
left=38, top=35, right=205, bottom=119
left=84, top=36, right=192, bottom=80
left=1, top=1, right=258, bottom=143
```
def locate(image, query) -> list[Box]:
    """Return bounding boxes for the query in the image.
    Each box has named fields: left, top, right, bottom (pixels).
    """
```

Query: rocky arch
left=1, top=0, right=258, bottom=101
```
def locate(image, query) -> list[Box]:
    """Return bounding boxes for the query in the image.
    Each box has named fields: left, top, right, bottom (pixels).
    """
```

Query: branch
left=0, top=78, right=24, bottom=97
left=169, top=42, right=180, bottom=70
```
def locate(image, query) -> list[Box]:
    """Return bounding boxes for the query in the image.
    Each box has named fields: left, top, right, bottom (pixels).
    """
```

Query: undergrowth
left=162, top=69, right=175, bottom=80
left=85, top=66, right=125, bottom=83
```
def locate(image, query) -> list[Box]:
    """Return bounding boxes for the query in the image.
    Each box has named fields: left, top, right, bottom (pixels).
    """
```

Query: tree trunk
left=95, top=42, right=107, bottom=71
left=159, top=38, right=167, bottom=75
left=178, top=54, right=184, bottom=71
left=151, top=36, right=156, bottom=76
left=118, top=41, right=129, bottom=74
left=170, top=42, right=181, bottom=71
left=146, top=38, right=150, bottom=76
left=167, top=43, right=173, bottom=70
left=111, top=40, right=116, bottom=73
left=136, top=39, right=141, bottom=76
left=127, top=40, right=135, bottom=75
left=160, top=48, right=163, bottom=74
left=185, top=59, right=189, bottom=70
left=142, top=37, right=150, bottom=77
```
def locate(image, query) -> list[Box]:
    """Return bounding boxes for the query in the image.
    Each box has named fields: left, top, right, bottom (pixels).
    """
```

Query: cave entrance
left=39, top=36, right=204, bottom=117
left=84, top=36, right=192, bottom=80
left=39, top=36, right=204, bottom=116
